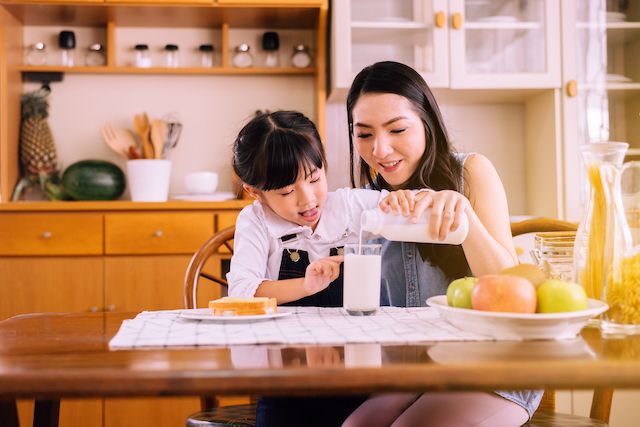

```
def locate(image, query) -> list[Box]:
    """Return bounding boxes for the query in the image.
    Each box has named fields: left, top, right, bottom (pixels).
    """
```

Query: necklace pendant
left=290, top=251, right=300, bottom=262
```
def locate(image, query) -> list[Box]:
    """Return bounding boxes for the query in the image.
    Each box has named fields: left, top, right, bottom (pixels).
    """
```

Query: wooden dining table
left=1, top=311, right=640, bottom=427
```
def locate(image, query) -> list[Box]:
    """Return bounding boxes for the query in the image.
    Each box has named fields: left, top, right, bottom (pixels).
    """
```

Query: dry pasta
left=606, top=253, right=640, bottom=325
left=581, top=164, right=607, bottom=299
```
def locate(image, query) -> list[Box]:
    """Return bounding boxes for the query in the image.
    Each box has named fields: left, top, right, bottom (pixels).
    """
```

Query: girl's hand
left=379, top=189, right=418, bottom=216
left=303, top=255, right=344, bottom=295
left=410, top=190, right=471, bottom=241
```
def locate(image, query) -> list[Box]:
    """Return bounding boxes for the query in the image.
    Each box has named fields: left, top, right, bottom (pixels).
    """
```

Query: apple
left=471, top=274, right=537, bottom=313
left=537, top=279, right=588, bottom=313
left=447, top=277, right=478, bottom=308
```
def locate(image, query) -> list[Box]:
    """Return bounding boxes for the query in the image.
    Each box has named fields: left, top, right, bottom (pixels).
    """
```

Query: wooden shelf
left=0, top=200, right=252, bottom=212
left=17, top=65, right=317, bottom=75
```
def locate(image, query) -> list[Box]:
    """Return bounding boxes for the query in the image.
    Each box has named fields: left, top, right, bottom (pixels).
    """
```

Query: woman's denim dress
left=378, top=152, right=542, bottom=419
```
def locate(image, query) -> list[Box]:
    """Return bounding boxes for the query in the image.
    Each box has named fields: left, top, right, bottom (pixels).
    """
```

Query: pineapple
left=12, top=89, right=60, bottom=200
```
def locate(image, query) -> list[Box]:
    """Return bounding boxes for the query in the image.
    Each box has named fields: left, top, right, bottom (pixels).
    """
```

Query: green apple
left=536, top=279, right=589, bottom=313
left=447, top=277, right=478, bottom=309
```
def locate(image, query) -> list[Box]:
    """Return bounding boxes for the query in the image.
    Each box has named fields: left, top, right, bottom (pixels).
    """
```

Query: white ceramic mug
left=127, top=159, right=171, bottom=202
left=185, top=171, right=218, bottom=194
left=343, top=243, right=382, bottom=316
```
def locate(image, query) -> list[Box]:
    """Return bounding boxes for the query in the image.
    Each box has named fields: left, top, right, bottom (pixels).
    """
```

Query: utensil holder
left=127, top=159, right=171, bottom=202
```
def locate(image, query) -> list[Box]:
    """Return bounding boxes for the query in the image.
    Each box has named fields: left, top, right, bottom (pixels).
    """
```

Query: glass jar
left=198, top=44, right=214, bottom=67
left=233, top=44, right=253, bottom=68
left=533, top=231, right=576, bottom=282
left=291, top=44, right=311, bottom=68
left=602, top=161, right=640, bottom=334
left=164, top=44, right=179, bottom=68
left=85, top=43, right=106, bottom=66
left=26, top=42, right=47, bottom=66
left=262, top=32, right=280, bottom=68
left=573, top=142, right=628, bottom=302
left=59, top=30, right=76, bottom=67
left=134, top=44, right=152, bottom=68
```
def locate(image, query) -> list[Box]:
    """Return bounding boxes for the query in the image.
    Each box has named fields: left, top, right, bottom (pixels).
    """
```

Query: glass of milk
left=343, top=243, right=382, bottom=316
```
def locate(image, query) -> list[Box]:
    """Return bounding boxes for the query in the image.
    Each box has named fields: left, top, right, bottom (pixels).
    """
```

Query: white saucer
left=171, top=191, right=236, bottom=201
left=179, top=308, right=293, bottom=322
left=606, top=73, right=632, bottom=83
left=606, top=12, right=626, bottom=23
left=477, top=15, right=519, bottom=23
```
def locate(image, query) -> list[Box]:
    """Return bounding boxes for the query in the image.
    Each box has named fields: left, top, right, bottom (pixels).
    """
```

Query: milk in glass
left=343, top=243, right=381, bottom=316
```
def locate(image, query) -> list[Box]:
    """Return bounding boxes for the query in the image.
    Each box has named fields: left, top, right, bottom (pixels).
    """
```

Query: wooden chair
left=183, top=225, right=257, bottom=427
left=511, top=218, right=613, bottom=427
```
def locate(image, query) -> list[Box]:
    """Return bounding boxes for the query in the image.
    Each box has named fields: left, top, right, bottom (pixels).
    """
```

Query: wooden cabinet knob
left=42, top=231, right=52, bottom=239
left=153, top=229, right=164, bottom=238
left=435, top=11, right=445, bottom=28
left=89, top=306, right=99, bottom=313
left=452, top=12, right=462, bottom=30
left=566, top=80, right=577, bottom=97
left=107, top=304, right=116, bottom=312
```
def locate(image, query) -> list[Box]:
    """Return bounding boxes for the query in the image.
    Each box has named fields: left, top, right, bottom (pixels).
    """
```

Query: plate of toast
left=179, top=297, right=293, bottom=322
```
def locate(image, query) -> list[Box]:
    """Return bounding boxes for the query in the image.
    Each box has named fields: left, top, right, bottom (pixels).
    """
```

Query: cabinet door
left=561, top=0, right=640, bottom=221
left=449, top=0, right=560, bottom=88
left=105, top=397, right=200, bottom=427
left=331, top=0, right=449, bottom=94
left=17, top=399, right=102, bottom=427
left=0, top=257, right=103, bottom=320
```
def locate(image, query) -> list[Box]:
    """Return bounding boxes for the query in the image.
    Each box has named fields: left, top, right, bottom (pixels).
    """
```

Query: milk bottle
left=360, top=208, right=469, bottom=244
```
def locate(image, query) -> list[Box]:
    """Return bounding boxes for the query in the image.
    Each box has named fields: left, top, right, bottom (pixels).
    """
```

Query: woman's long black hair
left=233, top=111, right=326, bottom=191
left=346, top=61, right=469, bottom=280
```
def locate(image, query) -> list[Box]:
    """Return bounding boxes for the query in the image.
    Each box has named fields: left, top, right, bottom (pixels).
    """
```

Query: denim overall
left=256, top=235, right=367, bottom=427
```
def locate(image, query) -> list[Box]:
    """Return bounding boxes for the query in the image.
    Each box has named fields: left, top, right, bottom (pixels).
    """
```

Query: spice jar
left=233, top=44, right=253, bottom=68
left=164, top=44, right=179, bottom=68
left=26, top=42, right=47, bottom=66
left=59, top=30, right=76, bottom=67
left=85, top=43, right=106, bottom=66
left=262, top=32, right=280, bottom=67
left=291, top=44, right=311, bottom=68
left=198, top=44, right=214, bottom=67
left=134, top=44, right=152, bottom=68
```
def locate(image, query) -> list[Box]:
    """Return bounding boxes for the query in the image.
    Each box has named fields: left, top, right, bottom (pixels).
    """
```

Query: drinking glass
left=343, top=243, right=381, bottom=316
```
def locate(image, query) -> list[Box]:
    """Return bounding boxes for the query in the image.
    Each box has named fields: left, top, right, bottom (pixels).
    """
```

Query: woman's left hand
left=411, top=190, right=471, bottom=242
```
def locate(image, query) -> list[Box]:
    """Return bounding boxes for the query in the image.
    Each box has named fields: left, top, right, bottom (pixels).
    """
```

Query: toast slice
left=209, top=297, right=277, bottom=316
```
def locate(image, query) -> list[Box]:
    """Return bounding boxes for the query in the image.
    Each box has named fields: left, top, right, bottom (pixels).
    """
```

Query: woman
left=343, top=61, right=540, bottom=426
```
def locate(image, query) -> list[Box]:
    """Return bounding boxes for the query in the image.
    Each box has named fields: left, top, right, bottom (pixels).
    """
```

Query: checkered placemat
left=109, top=307, right=491, bottom=349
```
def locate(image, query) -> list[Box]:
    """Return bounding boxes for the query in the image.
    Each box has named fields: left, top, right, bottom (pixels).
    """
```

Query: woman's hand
left=303, top=255, right=344, bottom=295
left=410, top=189, right=471, bottom=242
left=379, top=189, right=419, bottom=216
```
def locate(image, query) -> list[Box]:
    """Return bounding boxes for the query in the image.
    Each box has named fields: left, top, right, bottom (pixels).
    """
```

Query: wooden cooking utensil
left=134, top=113, right=153, bottom=159
left=150, top=120, right=168, bottom=159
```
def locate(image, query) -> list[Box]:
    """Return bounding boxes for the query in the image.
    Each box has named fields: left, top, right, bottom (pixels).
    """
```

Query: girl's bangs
left=261, top=131, right=324, bottom=191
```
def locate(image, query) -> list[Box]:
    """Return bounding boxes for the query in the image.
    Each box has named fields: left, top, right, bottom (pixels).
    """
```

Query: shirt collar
left=257, top=193, right=351, bottom=242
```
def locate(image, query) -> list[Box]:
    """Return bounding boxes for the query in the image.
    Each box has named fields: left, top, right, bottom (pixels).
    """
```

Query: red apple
left=471, top=274, right=537, bottom=313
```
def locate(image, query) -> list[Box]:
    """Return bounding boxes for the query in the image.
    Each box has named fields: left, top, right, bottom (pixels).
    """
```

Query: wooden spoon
left=150, top=120, right=168, bottom=159
left=134, top=113, right=153, bottom=159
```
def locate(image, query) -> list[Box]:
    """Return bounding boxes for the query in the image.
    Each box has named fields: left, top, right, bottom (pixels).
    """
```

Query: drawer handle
left=42, top=231, right=52, bottom=240
left=153, top=229, right=164, bottom=238
left=107, top=304, right=116, bottom=312
left=89, top=306, right=99, bottom=313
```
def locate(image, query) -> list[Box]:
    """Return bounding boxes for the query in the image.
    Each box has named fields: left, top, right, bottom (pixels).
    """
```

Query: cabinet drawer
left=0, top=214, right=103, bottom=255
left=105, top=213, right=214, bottom=255
left=216, top=211, right=239, bottom=253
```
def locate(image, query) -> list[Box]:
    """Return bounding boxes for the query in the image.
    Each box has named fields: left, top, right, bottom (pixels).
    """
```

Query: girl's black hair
left=233, top=110, right=326, bottom=191
left=346, top=61, right=469, bottom=281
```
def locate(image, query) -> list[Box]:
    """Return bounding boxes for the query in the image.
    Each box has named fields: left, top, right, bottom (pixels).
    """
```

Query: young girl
left=227, top=110, right=421, bottom=427
left=228, top=110, right=414, bottom=307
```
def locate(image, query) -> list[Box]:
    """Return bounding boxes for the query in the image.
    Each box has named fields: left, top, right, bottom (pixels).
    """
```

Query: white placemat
left=109, top=306, right=491, bottom=349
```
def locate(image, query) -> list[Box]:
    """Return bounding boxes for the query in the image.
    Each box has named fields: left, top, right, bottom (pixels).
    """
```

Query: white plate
left=179, top=308, right=293, bottom=322
left=426, top=295, right=608, bottom=341
left=606, top=73, right=632, bottom=83
left=476, top=15, right=518, bottom=23
left=171, top=191, right=236, bottom=202
left=606, top=12, right=626, bottom=22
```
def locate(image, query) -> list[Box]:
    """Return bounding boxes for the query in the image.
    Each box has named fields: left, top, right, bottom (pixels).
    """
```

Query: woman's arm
left=461, top=153, right=518, bottom=276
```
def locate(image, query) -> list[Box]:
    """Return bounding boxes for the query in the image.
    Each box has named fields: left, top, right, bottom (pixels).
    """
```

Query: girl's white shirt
left=227, top=187, right=386, bottom=298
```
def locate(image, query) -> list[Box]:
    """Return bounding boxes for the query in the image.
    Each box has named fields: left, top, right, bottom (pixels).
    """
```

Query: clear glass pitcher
left=573, top=142, right=628, bottom=302
left=602, top=160, right=640, bottom=334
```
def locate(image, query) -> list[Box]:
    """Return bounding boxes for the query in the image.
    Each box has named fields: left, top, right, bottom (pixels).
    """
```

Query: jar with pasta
left=602, top=161, right=640, bottom=334
left=573, top=142, right=627, bottom=310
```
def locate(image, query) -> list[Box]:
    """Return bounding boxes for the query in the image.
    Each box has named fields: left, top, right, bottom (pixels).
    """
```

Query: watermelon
left=62, top=160, right=126, bottom=200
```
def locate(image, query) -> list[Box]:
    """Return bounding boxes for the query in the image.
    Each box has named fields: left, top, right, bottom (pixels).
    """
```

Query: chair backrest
left=510, top=218, right=612, bottom=423
left=184, top=226, right=235, bottom=309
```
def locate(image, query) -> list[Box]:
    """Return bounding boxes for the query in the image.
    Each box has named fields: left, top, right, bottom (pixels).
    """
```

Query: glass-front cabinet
left=561, top=0, right=640, bottom=220
left=449, top=0, right=560, bottom=88
left=331, top=0, right=561, bottom=93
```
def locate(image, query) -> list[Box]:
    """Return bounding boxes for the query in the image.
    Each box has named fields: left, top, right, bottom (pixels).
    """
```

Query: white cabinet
left=561, top=0, right=640, bottom=220
left=331, top=0, right=561, bottom=94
